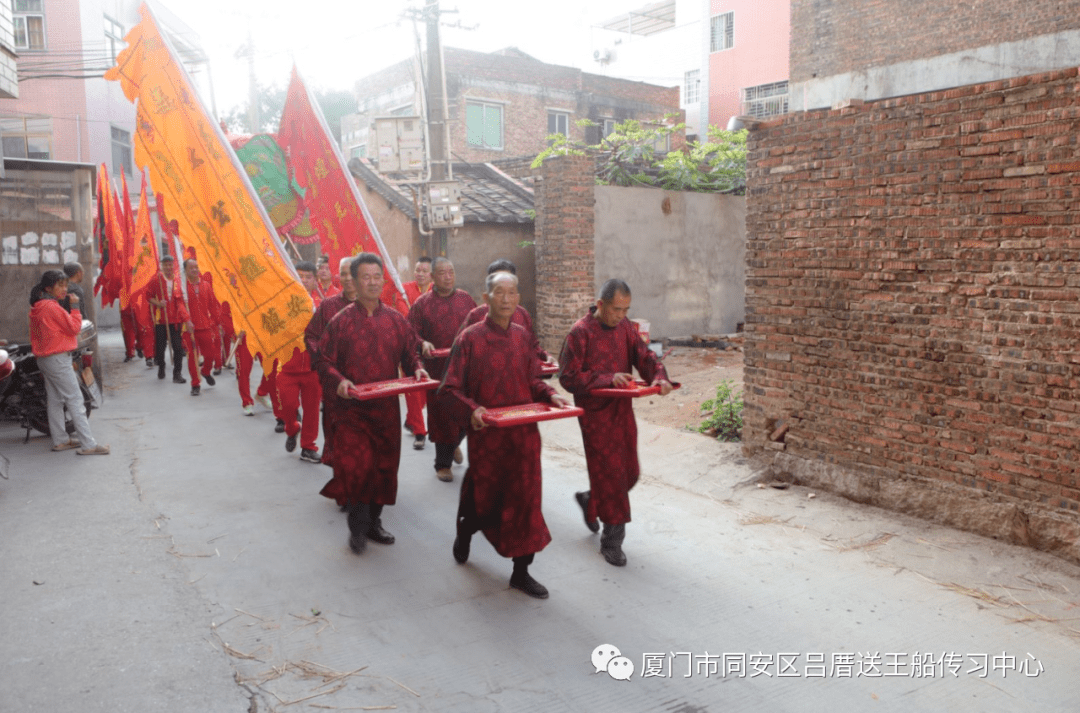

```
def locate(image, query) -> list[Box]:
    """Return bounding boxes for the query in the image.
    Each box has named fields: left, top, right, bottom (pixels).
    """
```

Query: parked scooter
left=0, top=319, right=98, bottom=442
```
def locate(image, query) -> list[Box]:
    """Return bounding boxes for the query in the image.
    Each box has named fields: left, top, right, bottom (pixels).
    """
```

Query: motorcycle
left=0, top=320, right=98, bottom=442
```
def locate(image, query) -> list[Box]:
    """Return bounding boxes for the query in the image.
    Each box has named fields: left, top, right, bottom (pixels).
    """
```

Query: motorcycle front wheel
left=27, top=382, right=92, bottom=436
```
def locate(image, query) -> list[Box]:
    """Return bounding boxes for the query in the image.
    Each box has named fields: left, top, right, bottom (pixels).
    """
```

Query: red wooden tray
left=480, top=402, right=584, bottom=427
left=589, top=379, right=681, bottom=398
left=347, top=377, right=440, bottom=402
left=427, top=347, right=451, bottom=359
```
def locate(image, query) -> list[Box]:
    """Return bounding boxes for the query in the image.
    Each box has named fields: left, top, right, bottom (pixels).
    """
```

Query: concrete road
left=2, top=329, right=1079, bottom=712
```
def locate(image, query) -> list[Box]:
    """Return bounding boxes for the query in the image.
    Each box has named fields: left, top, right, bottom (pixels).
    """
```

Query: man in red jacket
left=182, top=258, right=222, bottom=396
left=146, top=255, right=189, bottom=384
left=277, top=261, right=322, bottom=463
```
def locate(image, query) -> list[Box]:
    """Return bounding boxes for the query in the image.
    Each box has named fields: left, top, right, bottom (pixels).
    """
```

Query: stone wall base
left=754, top=450, right=1080, bottom=566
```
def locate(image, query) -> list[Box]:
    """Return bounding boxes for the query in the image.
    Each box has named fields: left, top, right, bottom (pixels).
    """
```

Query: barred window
left=710, top=12, right=733, bottom=52
left=741, top=81, right=789, bottom=119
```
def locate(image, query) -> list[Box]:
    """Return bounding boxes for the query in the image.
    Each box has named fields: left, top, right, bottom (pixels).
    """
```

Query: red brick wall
left=534, top=154, right=596, bottom=354
left=791, top=0, right=1080, bottom=83
left=744, top=68, right=1080, bottom=552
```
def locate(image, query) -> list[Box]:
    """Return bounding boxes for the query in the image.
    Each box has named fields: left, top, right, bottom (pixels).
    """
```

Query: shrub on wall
left=532, top=117, right=747, bottom=194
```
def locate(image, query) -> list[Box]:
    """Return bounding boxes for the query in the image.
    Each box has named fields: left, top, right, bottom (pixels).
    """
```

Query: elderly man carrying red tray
left=558, top=278, right=673, bottom=567
left=440, top=271, right=574, bottom=599
left=316, top=253, right=429, bottom=555
left=408, top=257, right=477, bottom=482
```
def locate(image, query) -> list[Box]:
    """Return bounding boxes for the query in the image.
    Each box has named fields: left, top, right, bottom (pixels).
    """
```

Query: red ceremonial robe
left=460, top=303, right=549, bottom=362
left=408, top=288, right=476, bottom=443
left=316, top=302, right=421, bottom=506
left=441, top=317, right=556, bottom=559
left=558, top=309, right=669, bottom=525
left=304, top=293, right=353, bottom=466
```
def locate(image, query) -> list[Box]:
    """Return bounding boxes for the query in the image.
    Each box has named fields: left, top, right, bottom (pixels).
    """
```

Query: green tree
left=220, top=83, right=356, bottom=139
left=532, top=116, right=748, bottom=194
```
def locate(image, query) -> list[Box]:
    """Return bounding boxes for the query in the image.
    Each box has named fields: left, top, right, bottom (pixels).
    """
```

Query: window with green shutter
left=466, top=101, right=503, bottom=150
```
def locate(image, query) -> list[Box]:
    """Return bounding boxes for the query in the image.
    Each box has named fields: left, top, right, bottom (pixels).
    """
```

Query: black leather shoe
left=157, top=364, right=165, bottom=379
left=366, top=523, right=395, bottom=545
left=274, top=419, right=286, bottom=434
left=191, top=386, right=200, bottom=396
left=575, top=491, right=599, bottom=533
left=285, top=434, right=297, bottom=452
left=453, top=532, right=471, bottom=564
left=204, top=373, right=216, bottom=386
left=123, top=355, right=134, bottom=363
left=510, top=571, right=549, bottom=599
left=173, top=374, right=186, bottom=384
left=601, top=546, right=627, bottom=567
left=348, top=533, right=367, bottom=554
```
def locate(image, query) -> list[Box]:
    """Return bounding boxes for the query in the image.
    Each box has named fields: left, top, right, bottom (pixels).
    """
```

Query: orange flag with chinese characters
left=118, top=169, right=137, bottom=309
left=104, top=4, right=310, bottom=369
left=128, top=172, right=158, bottom=303
left=94, top=163, right=122, bottom=306
left=277, top=66, right=405, bottom=297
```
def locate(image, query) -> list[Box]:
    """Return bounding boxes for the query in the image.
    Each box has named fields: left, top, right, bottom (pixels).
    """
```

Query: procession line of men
left=124, top=250, right=672, bottom=600
left=313, top=254, right=672, bottom=600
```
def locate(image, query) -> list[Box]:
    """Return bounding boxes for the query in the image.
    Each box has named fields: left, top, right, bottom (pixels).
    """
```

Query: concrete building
left=0, top=1, right=18, bottom=100
left=580, top=1, right=791, bottom=135
left=345, top=46, right=683, bottom=165
left=0, top=0, right=207, bottom=182
left=707, top=0, right=790, bottom=127
left=586, top=0, right=705, bottom=139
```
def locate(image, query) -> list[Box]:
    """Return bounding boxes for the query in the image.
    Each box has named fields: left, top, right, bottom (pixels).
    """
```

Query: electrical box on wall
left=371, top=116, right=425, bottom=173
left=426, top=181, right=463, bottom=229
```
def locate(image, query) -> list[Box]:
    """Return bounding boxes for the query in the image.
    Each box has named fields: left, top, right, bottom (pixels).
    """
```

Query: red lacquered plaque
left=589, top=379, right=681, bottom=398
left=347, top=377, right=440, bottom=402
left=427, top=347, right=451, bottom=359
left=481, top=402, right=584, bottom=427
left=539, top=362, right=559, bottom=377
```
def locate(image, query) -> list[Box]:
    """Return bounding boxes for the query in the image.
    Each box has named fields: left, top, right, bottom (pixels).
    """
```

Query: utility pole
left=234, top=32, right=259, bottom=133
left=425, top=0, right=449, bottom=256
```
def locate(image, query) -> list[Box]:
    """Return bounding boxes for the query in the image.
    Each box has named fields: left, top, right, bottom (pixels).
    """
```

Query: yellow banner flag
left=129, top=172, right=158, bottom=301
left=105, top=4, right=310, bottom=368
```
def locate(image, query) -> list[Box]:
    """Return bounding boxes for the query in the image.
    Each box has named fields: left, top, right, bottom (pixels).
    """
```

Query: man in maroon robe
left=441, top=271, right=573, bottom=599
left=408, top=257, right=477, bottom=482
left=558, top=279, right=673, bottom=567
left=401, top=256, right=433, bottom=449
left=304, top=257, right=356, bottom=473
left=459, top=259, right=554, bottom=366
left=316, top=253, right=428, bottom=554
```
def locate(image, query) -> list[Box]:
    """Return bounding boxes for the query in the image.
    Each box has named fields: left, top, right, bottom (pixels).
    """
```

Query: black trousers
left=154, top=323, right=185, bottom=375
left=456, top=475, right=533, bottom=569
left=434, top=428, right=466, bottom=469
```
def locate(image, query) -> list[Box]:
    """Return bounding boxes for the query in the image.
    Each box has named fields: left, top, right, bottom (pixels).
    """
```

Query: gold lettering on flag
left=105, top=5, right=310, bottom=368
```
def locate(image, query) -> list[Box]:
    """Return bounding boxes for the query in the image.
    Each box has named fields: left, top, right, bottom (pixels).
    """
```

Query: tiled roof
left=348, top=158, right=534, bottom=224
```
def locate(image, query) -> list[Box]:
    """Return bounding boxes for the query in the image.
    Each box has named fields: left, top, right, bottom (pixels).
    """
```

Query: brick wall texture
left=534, top=154, right=596, bottom=355
left=744, top=68, right=1080, bottom=551
left=791, top=0, right=1080, bottom=83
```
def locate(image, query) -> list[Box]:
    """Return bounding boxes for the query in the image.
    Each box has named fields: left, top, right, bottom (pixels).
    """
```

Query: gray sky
left=168, top=0, right=641, bottom=113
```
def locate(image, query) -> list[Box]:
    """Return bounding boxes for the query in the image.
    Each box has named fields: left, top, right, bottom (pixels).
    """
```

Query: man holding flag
left=182, top=257, right=222, bottom=396
left=147, top=255, right=188, bottom=384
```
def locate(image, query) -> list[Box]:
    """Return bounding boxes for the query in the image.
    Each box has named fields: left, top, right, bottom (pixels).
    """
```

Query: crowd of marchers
left=28, top=252, right=674, bottom=601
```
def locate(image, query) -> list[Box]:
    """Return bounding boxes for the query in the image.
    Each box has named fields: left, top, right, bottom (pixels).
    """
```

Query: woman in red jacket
left=28, top=270, right=109, bottom=455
